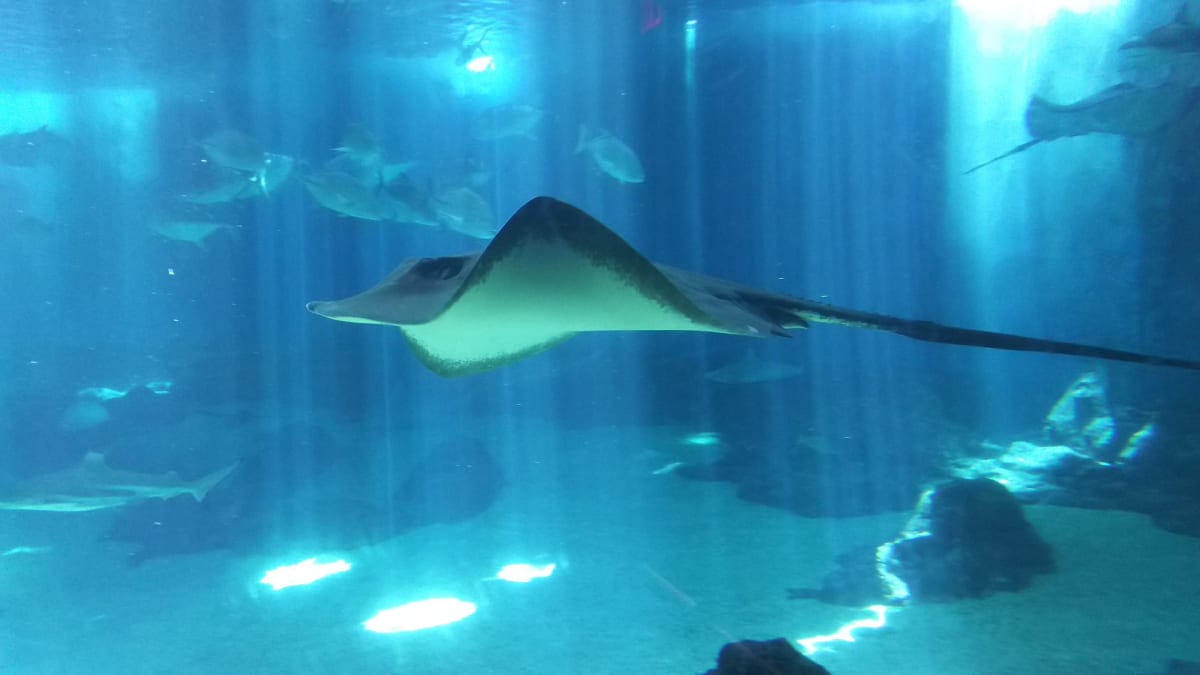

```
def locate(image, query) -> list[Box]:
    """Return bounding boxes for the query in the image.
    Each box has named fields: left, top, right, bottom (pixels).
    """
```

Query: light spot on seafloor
left=363, top=598, right=477, bottom=634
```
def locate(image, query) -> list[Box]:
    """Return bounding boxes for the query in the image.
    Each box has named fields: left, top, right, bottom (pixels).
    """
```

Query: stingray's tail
left=786, top=299, right=1200, bottom=371
left=963, top=138, right=1043, bottom=175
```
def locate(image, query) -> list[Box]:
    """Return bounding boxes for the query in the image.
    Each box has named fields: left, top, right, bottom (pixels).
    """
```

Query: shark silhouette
left=0, top=453, right=237, bottom=513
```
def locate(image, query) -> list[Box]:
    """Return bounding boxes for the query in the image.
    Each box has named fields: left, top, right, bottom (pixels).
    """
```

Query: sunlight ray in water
left=955, top=0, right=1120, bottom=30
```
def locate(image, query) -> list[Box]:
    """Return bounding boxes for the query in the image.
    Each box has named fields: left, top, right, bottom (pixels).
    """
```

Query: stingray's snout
left=306, top=299, right=390, bottom=327
left=306, top=299, right=348, bottom=321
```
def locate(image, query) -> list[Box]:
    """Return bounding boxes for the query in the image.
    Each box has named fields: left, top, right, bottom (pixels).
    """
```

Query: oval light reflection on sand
left=362, top=598, right=477, bottom=634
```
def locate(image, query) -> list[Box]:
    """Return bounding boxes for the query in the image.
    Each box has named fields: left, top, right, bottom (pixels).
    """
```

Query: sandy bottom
left=2, top=416, right=1198, bottom=674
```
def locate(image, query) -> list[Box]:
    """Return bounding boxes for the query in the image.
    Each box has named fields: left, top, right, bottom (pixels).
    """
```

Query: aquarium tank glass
left=1, top=0, right=1199, bottom=673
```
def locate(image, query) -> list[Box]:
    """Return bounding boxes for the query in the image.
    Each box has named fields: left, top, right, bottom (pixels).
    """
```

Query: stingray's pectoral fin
left=791, top=299, right=1200, bottom=371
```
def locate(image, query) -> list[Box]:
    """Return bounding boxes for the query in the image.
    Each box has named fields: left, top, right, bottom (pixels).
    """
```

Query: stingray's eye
left=414, top=256, right=466, bottom=281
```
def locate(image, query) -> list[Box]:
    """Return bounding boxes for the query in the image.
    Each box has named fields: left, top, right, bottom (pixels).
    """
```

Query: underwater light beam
left=681, top=432, right=721, bottom=447
left=77, top=380, right=173, bottom=401
left=955, top=0, right=1119, bottom=29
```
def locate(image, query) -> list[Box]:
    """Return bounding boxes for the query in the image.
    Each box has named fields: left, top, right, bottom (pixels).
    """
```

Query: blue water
left=2, top=1, right=1199, bottom=673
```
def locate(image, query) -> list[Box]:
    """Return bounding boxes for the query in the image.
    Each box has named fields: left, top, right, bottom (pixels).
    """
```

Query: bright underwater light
left=955, top=0, right=1119, bottom=29
left=76, top=380, right=173, bottom=401
left=684, top=18, right=697, bottom=87
left=1, top=546, right=51, bottom=557
left=465, top=55, right=495, bottom=73
left=494, top=563, right=556, bottom=583
left=259, top=557, right=351, bottom=591
left=363, top=598, right=477, bottom=634
left=796, top=605, right=891, bottom=655
left=681, top=431, right=721, bottom=447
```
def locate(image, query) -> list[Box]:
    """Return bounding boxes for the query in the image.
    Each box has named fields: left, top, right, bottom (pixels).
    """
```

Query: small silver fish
left=383, top=174, right=440, bottom=228
left=303, top=170, right=393, bottom=221
left=576, top=125, right=645, bottom=184
left=333, top=124, right=383, bottom=167
left=198, top=129, right=268, bottom=172
left=151, top=220, right=239, bottom=249
left=470, top=104, right=544, bottom=141
left=433, top=187, right=497, bottom=239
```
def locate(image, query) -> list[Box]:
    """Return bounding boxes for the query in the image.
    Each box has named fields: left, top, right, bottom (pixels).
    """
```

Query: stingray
left=1118, top=4, right=1200, bottom=87
left=307, top=197, right=1200, bottom=378
left=963, top=83, right=1200, bottom=175
left=1120, top=4, right=1200, bottom=57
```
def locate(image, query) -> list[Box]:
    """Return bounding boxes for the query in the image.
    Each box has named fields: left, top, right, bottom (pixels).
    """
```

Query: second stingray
left=964, top=83, right=1200, bottom=175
